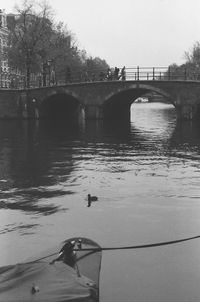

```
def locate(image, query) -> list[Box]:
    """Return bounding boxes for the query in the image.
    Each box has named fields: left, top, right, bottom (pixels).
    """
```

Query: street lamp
left=42, top=61, right=48, bottom=87
left=42, top=59, right=53, bottom=86
left=47, top=59, right=52, bottom=86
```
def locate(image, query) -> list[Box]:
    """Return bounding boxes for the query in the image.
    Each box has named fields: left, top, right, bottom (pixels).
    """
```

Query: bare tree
left=7, top=1, right=53, bottom=87
left=7, top=0, right=110, bottom=86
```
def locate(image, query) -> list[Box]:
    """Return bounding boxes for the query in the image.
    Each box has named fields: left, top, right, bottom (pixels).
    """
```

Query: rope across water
left=30, top=234, right=200, bottom=263
left=75, top=234, right=200, bottom=252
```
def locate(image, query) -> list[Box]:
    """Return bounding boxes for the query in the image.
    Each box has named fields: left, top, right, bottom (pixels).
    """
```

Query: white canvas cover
left=0, top=238, right=102, bottom=302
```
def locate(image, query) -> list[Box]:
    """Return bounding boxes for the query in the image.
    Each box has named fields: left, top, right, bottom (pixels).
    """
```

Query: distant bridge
left=1, top=67, right=200, bottom=121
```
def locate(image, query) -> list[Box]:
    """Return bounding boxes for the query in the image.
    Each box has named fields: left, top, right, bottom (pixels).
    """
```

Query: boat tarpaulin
left=0, top=237, right=102, bottom=302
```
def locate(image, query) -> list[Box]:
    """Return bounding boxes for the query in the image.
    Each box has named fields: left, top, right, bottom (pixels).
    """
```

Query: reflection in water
left=0, top=104, right=199, bottom=216
left=0, top=188, right=70, bottom=215
left=0, top=104, right=200, bottom=211
left=131, top=102, right=177, bottom=147
left=0, top=103, right=200, bottom=302
left=171, top=120, right=200, bottom=147
left=0, top=223, right=39, bottom=235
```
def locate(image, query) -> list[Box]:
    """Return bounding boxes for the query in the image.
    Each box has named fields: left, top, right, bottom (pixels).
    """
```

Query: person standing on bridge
left=65, top=66, right=71, bottom=83
left=50, top=69, right=56, bottom=85
left=42, top=62, right=48, bottom=86
left=120, top=66, right=126, bottom=81
left=106, top=68, right=112, bottom=80
left=114, top=67, right=120, bottom=80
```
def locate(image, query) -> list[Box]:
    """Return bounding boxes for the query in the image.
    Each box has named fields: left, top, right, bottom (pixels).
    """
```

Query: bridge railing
left=125, top=67, right=168, bottom=81
left=1, top=66, right=200, bottom=89
left=125, top=67, right=200, bottom=81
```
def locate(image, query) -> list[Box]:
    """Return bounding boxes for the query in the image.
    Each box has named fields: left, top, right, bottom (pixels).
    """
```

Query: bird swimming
left=87, top=194, right=98, bottom=207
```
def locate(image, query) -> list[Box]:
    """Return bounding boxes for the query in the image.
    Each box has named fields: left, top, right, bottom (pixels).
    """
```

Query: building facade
left=0, top=9, right=10, bottom=87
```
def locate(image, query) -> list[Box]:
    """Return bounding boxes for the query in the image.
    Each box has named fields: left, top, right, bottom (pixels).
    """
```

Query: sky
left=2, top=0, right=200, bottom=68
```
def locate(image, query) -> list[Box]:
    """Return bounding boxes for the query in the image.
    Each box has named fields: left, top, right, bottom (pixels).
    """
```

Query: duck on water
left=87, top=194, right=98, bottom=207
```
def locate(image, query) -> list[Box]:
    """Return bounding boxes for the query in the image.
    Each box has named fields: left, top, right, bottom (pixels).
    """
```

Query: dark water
left=0, top=102, right=200, bottom=302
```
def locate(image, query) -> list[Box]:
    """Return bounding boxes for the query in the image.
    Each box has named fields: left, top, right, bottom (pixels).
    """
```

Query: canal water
left=0, top=102, right=200, bottom=302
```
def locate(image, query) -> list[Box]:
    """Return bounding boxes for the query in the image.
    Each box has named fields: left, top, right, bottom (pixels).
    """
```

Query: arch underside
left=103, top=87, right=172, bottom=120
left=39, top=93, right=81, bottom=120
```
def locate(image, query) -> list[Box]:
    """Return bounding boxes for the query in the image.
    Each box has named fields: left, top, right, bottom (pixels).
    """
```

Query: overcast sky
left=2, top=0, right=200, bottom=68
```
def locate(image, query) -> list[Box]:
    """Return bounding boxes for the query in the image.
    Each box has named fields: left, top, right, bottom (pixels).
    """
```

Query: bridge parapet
left=1, top=79, right=200, bottom=121
left=2, top=66, right=200, bottom=89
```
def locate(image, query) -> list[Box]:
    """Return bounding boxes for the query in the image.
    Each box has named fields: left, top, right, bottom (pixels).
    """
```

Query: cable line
left=74, top=234, right=200, bottom=252
left=29, top=234, right=200, bottom=263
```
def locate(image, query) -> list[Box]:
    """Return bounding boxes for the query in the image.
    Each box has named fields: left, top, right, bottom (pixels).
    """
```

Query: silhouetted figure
left=42, top=62, right=48, bottom=86
left=77, top=239, right=82, bottom=249
left=50, top=240, right=76, bottom=267
left=121, top=66, right=126, bottom=80
left=106, top=68, right=112, bottom=80
left=84, top=71, right=89, bottom=82
left=50, top=69, right=56, bottom=85
left=65, top=66, right=71, bottom=83
left=114, top=67, right=120, bottom=80
left=99, top=71, right=105, bottom=81
left=38, top=74, right=42, bottom=87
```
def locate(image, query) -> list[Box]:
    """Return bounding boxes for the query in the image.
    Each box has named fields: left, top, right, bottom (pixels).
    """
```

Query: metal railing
left=1, top=66, right=200, bottom=89
left=125, top=67, right=167, bottom=81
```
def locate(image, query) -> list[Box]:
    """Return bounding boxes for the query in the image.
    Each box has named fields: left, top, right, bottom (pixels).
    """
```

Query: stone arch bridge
left=1, top=80, right=200, bottom=121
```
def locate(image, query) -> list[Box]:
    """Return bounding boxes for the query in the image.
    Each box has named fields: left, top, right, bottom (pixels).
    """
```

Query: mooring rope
left=29, top=234, right=200, bottom=263
left=74, top=234, right=200, bottom=252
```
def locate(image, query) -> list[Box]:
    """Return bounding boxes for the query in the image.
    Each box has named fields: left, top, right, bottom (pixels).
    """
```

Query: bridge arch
left=25, top=80, right=200, bottom=121
left=38, top=90, right=84, bottom=121
left=102, top=84, right=173, bottom=120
